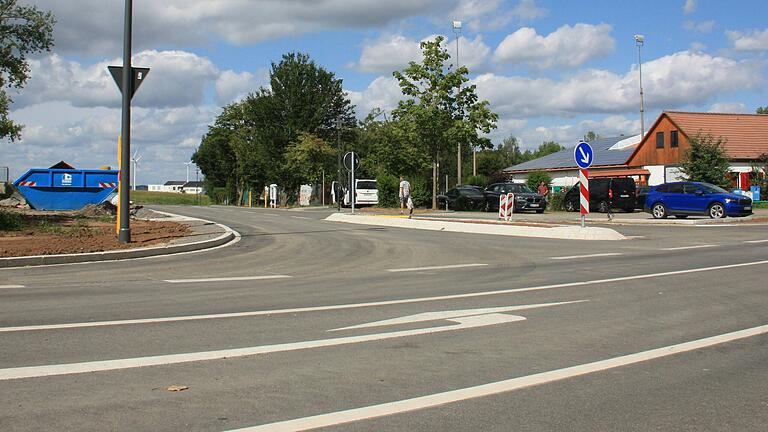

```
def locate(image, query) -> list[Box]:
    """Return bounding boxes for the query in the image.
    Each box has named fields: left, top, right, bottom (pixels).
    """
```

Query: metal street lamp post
left=453, top=20, right=462, bottom=186
left=118, top=0, right=133, bottom=243
left=634, top=34, right=645, bottom=139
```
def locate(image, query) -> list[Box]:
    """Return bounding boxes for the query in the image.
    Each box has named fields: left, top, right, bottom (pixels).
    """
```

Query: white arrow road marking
left=0, top=302, right=580, bottom=381
left=578, top=147, right=590, bottom=164
left=329, top=301, right=585, bottom=332
left=231, top=322, right=768, bottom=432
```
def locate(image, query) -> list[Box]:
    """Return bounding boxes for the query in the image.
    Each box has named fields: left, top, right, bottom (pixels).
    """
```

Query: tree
left=757, top=106, right=768, bottom=115
left=354, top=109, right=430, bottom=179
left=0, top=0, right=55, bottom=141
left=679, top=132, right=731, bottom=189
left=284, top=132, right=336, bottom=189
left=583, top=131, right=600, bottom=142
left=533, top=141, right=564, bottom=159
left=526, top=170, right=552, bottom=191
left=392, top=36, right=498, bottom=208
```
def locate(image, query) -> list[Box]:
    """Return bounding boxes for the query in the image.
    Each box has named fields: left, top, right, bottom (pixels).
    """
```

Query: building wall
left=628, top=116, right=688, bottom=166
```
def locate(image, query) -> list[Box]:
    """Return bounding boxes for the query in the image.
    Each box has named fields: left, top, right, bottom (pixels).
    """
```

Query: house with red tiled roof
left=626, top=111, right=768, bottom=189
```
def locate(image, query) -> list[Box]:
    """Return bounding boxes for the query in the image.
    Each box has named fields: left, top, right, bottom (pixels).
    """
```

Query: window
left=670, top=130, right=679, bottom=148
left=656, top=132, right=665, bottom=149
left=667, top=184, right=684, bottom=193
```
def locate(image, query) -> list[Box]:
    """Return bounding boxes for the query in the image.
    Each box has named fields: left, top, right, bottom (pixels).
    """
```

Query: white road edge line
left=550, top=253, right=622, bottom=260
left=661, top=244, right=717, bottom=251
left=228, top=323, right=768, bottom=432
left=387, top=263, right=488, bottom=273
left=744, top=239, right=768, bottom=244
left=2, top=258, right=768, bottom=333
left=0, top=301, right=582, bottom=381
left=0, top=285, right=25, bottom=289
left=163, top=275, right=291, bottom=284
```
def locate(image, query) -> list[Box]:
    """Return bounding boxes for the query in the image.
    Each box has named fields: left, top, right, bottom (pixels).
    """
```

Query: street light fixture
left=453, top=20, right=462, bottom=186
left=634, top=34, right=645, bottom=139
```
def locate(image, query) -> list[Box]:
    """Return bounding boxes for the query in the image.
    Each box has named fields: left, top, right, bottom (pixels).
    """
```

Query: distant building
left=181, top=181, right=204, bottom=195
left=148, top=181, right=186, bottom=193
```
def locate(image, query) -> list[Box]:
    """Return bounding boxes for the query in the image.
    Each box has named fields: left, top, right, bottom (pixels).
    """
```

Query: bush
left=410, top=176, right=431, bottom=208
left=526, top=170, right=552, bottom=191
left=0, top=209, right=24, bottom=231
left=376, top=173, right=400, bottom=208
left=547, top=188, right=569, bottom=211
left=465, top=175, right=487, bottom=187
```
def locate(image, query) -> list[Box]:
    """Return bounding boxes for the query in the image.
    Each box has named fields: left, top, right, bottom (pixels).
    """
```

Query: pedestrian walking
left=537, top=181, right=549, bottom=207
left=399, top=176, right=411, bottom=215
left=607, top=186, right=614, bottom=221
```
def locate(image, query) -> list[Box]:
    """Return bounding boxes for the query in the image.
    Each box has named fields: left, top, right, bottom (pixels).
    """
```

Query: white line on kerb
left=661, top=245, right=717, bottom=251
left=3, top=258, right=768, bottom=334
left=163, top=275, right=291, bottom=284
left=228, top=323, right=768, bottom=432
left=744, top=239, right=768, bottom=244
left=550, top=253, right=623, bottom=260
left=0, top=285, right=25, bottom=289
left=387, top=263, right=488, bottom=273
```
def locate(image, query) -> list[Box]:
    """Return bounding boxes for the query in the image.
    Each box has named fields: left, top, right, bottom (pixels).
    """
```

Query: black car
left=437, top=186, right=486, bottom=211
left=564, top=177, right=636, bottom=213
left=484, top=182, right=546, bottom=213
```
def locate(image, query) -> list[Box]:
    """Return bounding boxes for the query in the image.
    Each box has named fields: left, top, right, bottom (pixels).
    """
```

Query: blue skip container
left=13, top=168, right=119, bottom=210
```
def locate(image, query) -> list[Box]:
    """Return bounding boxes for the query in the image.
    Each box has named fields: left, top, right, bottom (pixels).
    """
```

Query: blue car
left=644, top=181, right=753, bottom=219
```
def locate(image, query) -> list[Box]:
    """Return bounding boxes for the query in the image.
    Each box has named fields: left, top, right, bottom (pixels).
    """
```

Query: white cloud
left=34, top=0, right=460, bottom=56
left=683, top=20, right=715, bottom=33
left=475, top=51, right=762, bottom=118
left=346, top=76, right=403, bottom=118
left=355, top=34, right=490, bottom=73
left=451, top=0, right=547, bottom=32
left=493, top=24, right=615, bottom=69
left=215, top=69, right=269, bottom=106
left=683, top=0, right=696, bottom=15
left=708, top=102, right=748, bottom=113
left=727, top=29, right=768, bottom=51
left=15, top=51, right=219, bottom=109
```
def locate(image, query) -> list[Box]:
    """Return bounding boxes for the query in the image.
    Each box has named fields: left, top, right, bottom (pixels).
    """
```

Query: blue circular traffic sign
left=574, top=141, right=594, bottom=169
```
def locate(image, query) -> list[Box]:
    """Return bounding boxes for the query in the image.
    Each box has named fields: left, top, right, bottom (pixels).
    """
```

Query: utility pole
left=118, top=0, right=133, bottom=244
left=453, top=20, right=462, bottom=186
left=336, top=117, right=342, bottom=211
left=635, top=34, right=645, bottom=139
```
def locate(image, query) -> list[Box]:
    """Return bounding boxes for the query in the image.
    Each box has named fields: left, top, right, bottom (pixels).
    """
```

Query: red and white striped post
left=579, top=168, right=589, bottom=228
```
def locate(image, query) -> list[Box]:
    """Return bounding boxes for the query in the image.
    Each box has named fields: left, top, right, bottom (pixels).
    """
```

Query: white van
left=343, top=179, right=378, bottom=206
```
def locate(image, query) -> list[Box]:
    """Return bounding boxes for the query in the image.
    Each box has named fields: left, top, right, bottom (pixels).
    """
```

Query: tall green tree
left=284, top=132, right=336, bottom=190
left=533, top=141, right=564, bottom=158
left=757, top=106, right=768, bottom=114
left=583, top=131, right=600, bottom=142
left=355, top=109, right=430, bottom=179
left=392, top=36, right=498, bottom=208
left=0, top=0, right=55, bottom=140
left=679, top=133, right=731, bottom=189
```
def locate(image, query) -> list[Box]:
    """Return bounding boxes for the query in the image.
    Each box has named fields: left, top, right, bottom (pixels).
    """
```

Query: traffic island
left=325, top=213, right=626, bottom=241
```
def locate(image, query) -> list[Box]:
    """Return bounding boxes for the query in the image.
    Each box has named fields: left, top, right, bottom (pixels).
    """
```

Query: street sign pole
left=351, top=153, right=356, bottom=215
left=118, top=0, right=133, bottom=244
left=574, top=141, right=594, bottom=229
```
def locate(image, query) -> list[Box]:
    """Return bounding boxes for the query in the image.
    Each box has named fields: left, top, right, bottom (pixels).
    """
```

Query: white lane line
left=291, top=216, right=311, bottom=220
left=550, top=253, right=623, bottom=260
left=0, top=285, right=25, bottom=289
left=661, top=245, right=717, bottom=251
left=3, top=258, right=768, bottom=334
left=0, top=303, right=582, bottom=381
left=744, top=239, right=768, bottom=244
left=229, top=323, right=768, bottom=432
left=387, top=263, right=488, bottom=273
left=163, top=275, right=291, bottom=284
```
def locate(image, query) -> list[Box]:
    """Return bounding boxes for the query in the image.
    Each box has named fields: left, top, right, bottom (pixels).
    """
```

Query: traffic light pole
left=119, top=0, right=133, bottom=243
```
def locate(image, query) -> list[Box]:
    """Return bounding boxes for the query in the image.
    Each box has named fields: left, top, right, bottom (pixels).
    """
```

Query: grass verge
left=131, top=191, right=211, bottom=206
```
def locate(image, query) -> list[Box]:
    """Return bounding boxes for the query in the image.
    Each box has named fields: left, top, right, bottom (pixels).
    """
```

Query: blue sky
left=3, top=0, right=767, bottom=184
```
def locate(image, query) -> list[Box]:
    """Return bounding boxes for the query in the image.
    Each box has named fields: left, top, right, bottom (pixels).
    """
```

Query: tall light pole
left=634, top=34, right=645, bottom=138
left=336, top=117, right=342, bottom=212
left=118, top=0, right=133, bottom=243
left=453, top=20, right=462, bottom=186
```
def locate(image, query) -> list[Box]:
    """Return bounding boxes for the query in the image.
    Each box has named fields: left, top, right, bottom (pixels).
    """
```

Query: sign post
left=343, top=152, right=359, bottom=214
left=574, top=141, right=594, bottom=228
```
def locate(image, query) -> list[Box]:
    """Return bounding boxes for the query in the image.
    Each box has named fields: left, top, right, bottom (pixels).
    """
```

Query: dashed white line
left=661, top=244, right=717, bottom=251
left=291, top=216, right=311, bottom=220
left=550, top=253, right=623, bottom=260
left=3, top=258, right=768, bottom=334
left=230, top=323, right=768, bottom=432
left=744, top=239, right=768, bottom=244
left=0, top=285, right=25, bottom=289
left=163, top=275, right=291, bottom=284
left=387, top=263, right=488, bottom=273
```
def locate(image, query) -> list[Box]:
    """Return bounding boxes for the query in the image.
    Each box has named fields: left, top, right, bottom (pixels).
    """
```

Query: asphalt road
left=1, top=205, right=767, bottom=431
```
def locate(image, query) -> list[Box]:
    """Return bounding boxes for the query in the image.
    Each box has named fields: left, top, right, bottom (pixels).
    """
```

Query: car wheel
left=674, top=215, right=688, bottom=219
left=651, top=203, right=667, bottom=219
left=536, top=209, right=544, bottom=214
left=565, top=200, right=576, bottom=212
left=598, top=201, right=609, bottom=213
left=708, top=202, right=726, bottom=219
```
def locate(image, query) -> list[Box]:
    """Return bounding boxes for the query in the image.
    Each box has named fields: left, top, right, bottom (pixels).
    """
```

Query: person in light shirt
left=399, top=176, right=411, bottom=216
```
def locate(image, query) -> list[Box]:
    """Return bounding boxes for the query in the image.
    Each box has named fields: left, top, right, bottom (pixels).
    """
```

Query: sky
left=2, top=0, right=767, bottom=184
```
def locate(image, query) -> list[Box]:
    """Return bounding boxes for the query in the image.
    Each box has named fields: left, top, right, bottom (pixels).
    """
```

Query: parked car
left=635, top=186, right=650, bottom=210
left=643, top=181, right=753, bottom=219
left=564, top=177, right=637, bottom=213
left=342, top=179, right=378, bottom=206
left=437, top=186, right=486, bottom=211
left=483, top=182, right=546, bottom=213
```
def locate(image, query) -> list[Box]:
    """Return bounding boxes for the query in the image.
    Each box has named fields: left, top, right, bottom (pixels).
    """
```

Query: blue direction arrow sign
left=574, top=141, right=594, bottom=169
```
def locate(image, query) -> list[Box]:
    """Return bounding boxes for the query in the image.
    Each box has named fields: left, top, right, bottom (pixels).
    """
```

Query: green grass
left=0, top=209, right=24, bottom=231
left=754, top=200, right=768, bottom=209
left=131, top=190, right=211, bottom=206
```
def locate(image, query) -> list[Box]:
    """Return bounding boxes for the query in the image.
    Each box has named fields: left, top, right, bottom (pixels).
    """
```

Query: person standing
left=537, top=181, right=549, bottom=207
left=399, top=176, right=411, bottom=215
left=607, top=185, right=614, bottom=221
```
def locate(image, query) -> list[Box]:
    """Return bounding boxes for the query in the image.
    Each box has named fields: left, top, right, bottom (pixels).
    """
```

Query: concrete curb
left=325, top=213, right=626, bottom=241
left=0, top=211, right=239, bottom=269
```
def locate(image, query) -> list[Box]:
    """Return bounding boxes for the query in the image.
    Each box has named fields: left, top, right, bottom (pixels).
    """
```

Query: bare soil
left=0, top=208, right=190, bottom=258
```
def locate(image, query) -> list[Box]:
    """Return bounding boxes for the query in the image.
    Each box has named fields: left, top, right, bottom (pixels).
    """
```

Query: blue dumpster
left=13, top=168, right=119, bottom=210
left=750, top=186, right=761, bottom=202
